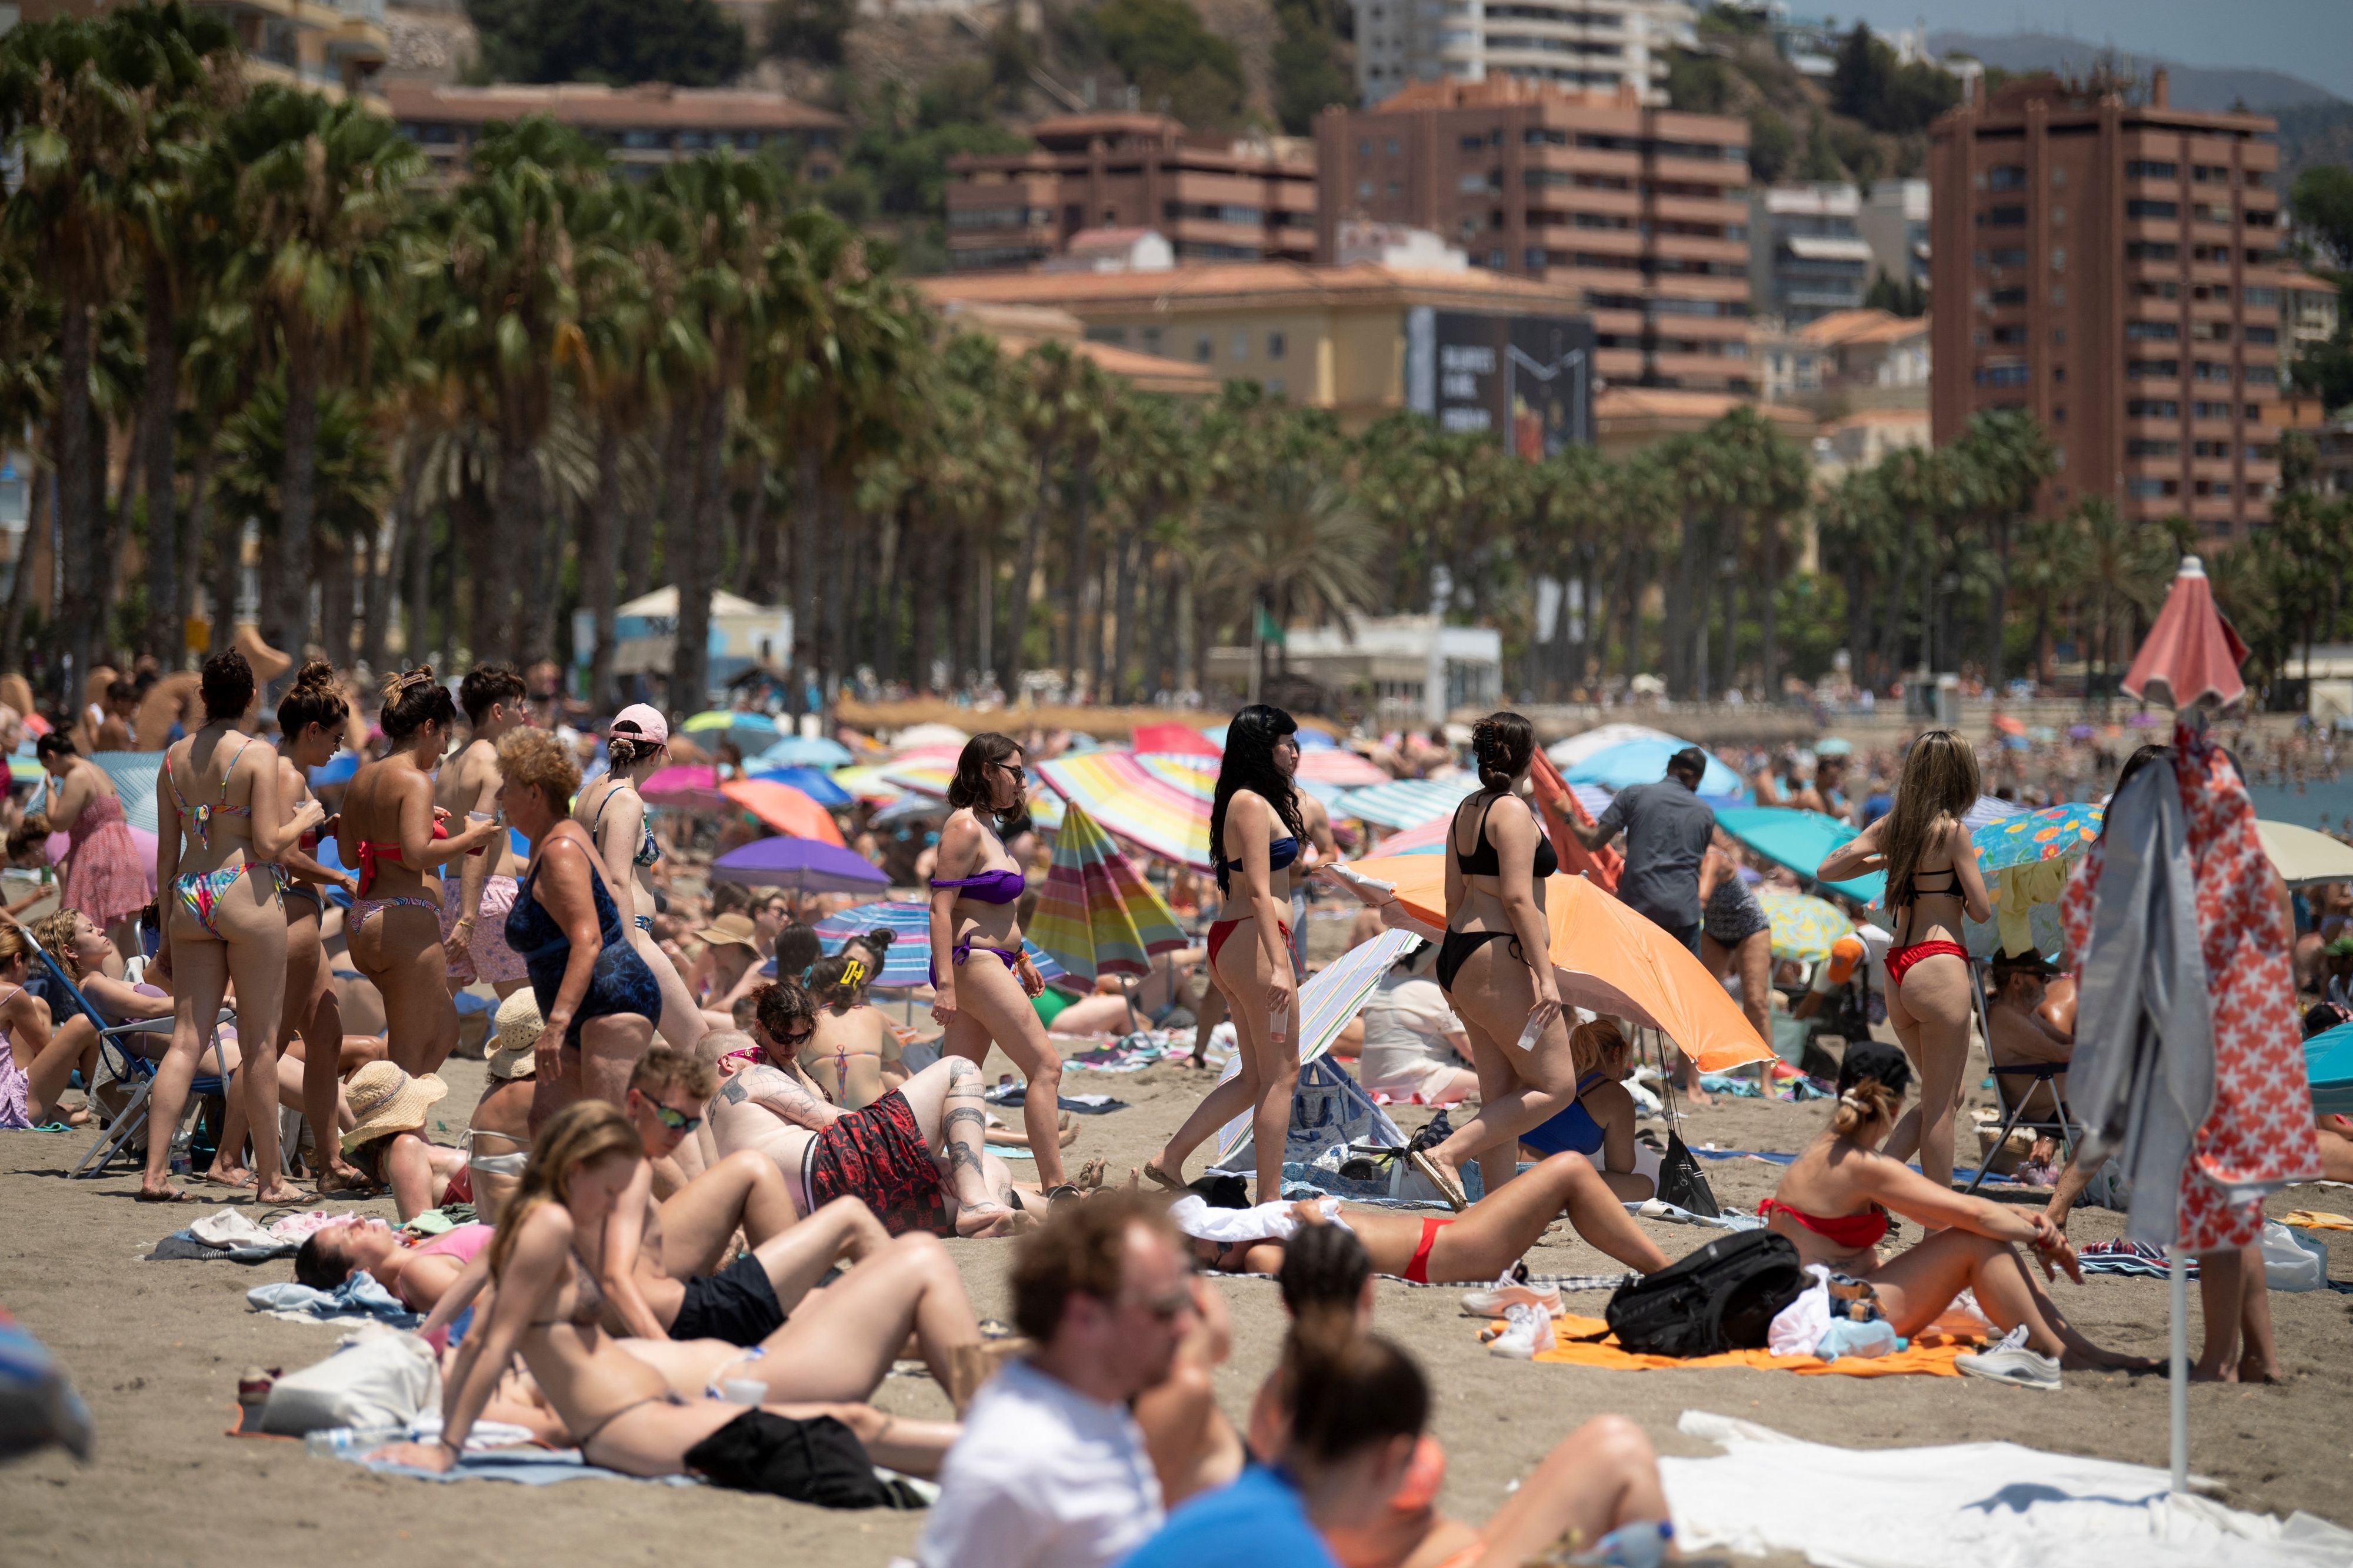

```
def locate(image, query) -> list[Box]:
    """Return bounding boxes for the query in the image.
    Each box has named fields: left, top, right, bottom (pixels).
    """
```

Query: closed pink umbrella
left=2119, top=555, right=2250, bottom=710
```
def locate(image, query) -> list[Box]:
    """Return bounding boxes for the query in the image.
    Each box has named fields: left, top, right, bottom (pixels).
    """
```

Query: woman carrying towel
left=1146, top=704, right=1305, bottom=1203
left=1412, top=713, right=1586, bottom=1208
left=1817, top=728, right=1989, bottom=1192
left=926, top=731, right=1067, bottom=1192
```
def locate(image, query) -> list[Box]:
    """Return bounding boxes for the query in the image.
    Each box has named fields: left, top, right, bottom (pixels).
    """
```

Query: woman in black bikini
left=495, top=727, right=661, bottom=1129
left=1817, top=728, right=1991, bottom=1192
left=1148, top=704, right=1305, bottom=1203
left=926, top=731, right=1067, bottom=1192
left=273, top=662, right=368, bottom=1190
left=1414, top=713, right=1586, bottom=1208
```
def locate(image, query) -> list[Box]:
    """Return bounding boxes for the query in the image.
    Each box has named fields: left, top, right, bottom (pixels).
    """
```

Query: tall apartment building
left=385, top=83, right=845, bottom=185
left=18, top=0, right=387, bottom=99
left=942, top=114, right=1318, bottom=273
left=1748, top=183, right=1871, bottom=325
left=1315, top=78, right=1751, bottom=392
left=1352, top=0, right=1694, bottom=111
left=1931, top=72, right=2285, bottom=541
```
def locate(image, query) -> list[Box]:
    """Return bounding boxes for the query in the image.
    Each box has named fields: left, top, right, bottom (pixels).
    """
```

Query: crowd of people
left=0, top=651, right=2341, bottom=1561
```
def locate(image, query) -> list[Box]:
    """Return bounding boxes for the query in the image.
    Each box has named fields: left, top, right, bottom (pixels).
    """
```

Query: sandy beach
left=5, top=1033, right=2352, bottom=1568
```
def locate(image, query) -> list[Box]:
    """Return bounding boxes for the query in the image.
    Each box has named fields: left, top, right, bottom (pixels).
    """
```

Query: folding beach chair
left=35, top=946, right=238, bottom=1181
left=1961, top=958, right=2076, bottom=1195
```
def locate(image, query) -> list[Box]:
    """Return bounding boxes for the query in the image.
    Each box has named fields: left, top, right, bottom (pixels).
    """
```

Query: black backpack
left=1582, top=1230, right=1808, bottom=1359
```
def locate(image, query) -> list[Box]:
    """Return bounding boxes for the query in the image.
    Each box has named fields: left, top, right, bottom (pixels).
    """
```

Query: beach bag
left=259, top=1327, right=439, bottom=1436
left=1585, top=1230, right=1807, bottom=1359
left=1652, top=1129, right=1721, bottom=1218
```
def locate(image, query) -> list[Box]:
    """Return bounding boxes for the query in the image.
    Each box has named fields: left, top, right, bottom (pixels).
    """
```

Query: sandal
left=316, top=1168, right=385, bottom=1197
left=1140, top=1160, right=1186, bottom=1193
left=1406, top=1147, right=1468, bottom=1212
left=134, top=1185, right=194, bottom=1203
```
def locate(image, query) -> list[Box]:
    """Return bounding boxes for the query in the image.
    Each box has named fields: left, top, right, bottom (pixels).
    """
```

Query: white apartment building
left=1748, top=182, right=1871, bottom=325
left=1857, top=178, right=1929, bottom=295
left=1352, top=0, right=1695, bottom=109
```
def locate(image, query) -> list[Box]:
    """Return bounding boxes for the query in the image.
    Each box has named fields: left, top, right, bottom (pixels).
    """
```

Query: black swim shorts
left=669, top=1253, right=786, bottom=1346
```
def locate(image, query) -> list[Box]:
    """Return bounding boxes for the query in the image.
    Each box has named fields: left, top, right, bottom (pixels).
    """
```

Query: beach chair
left=1962, top=1055, right=2077, bottom=1196
left=35, top=948, right=238, bottom=1181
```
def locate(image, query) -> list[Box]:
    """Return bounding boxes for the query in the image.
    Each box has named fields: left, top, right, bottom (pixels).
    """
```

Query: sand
left=6, top=1043, right=2353, bottom=1567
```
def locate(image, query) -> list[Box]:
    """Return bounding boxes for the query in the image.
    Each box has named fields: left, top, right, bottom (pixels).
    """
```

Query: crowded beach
left=5, top=618, right=2353, bottom=1568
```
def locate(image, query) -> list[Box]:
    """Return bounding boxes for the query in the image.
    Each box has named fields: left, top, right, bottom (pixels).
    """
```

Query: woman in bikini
left=1513, top=1017, right=1655, bottom=1200
left=496, top=726, right=660, bottom=1125
left=926, top=731, right=1067, bottom=1192
left=0, top=923, right=83, bottom=1129
left=141, top=650, right=324, bottom=1203
left=1816, top=728, right=1990, bottom=1192
left=1758, top=1040, right=2148, bottom=1387
left=574, top=704, right=705, bottom=1050
left=1144, top=705, right=1304, bottom=1203
left=273, top=662, right=369, bottom=1191
left=369, top=1100, right=958, bottom=1487
left=35, top=729, right=148, bottom=960
left=800, top=951, right=904, bottom=1110
left=1415, top=713, right=1584, bottom=1207
left=338, top=669, right=502, bottom=1082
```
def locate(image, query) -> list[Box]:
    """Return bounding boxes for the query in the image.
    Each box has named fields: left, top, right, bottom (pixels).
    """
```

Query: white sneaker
left=1487, top=1302, right=1557, bottom=1360
left=1461, top=1281, right=1564, bottom=1319
left=1955, top=1325, right=2061, bottom=1391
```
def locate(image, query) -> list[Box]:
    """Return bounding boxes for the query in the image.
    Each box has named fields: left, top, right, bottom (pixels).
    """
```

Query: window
left=2194, top=203, right=2234, bottom=225
left=1458, top=172, right=1495, bottom=194
left=1264, top=377, right=1284, bottom=397
left=2126, top=159, right=2178, bottom=179
left=1982, top=205, right=2028, bottom=227
left=1524, top=246, right=1545, bottom=271
left=2244, top=403, right=2262, bottom=420
left=1461, top=135, right=1487, bottom=152
left=2128, top=439, right=2181, bottom=458
left=1975, top=361, right=2030, bottom=388
left=2137, top=281, right=2180, bottom=299
left=1979, top=248, right=2027, bottom=268
left=2194, top=440, right=2231, bottom=459
left=2245, top=365, right=2278, bottom=386
left=2127, top=241, right=2179, bottom=262
left=2127, top=359, right=2181, bottom=380
left=2193, top=401, right=2234, bottom=420
left=1386, top=181, right=1401, bottom=200
left=1231, top=331, right=1249, bottom=362
left=1141, top=327, right=1162, bottom=354
left=2126, top=477, right=2178, bottom=499
left=2127, top=399, right=2179, bottom=419
left=1357, top=179, right=1374, bottom=199
left=1192, top=334, right=1214, bottom=363
left=1385, top=138, right=1400, bottom=158
left=2245, top=326, right=2277, bottom=345
left=2192, top=164, right=2231, bottom=183
left=1357, top=139, right=1371, bottom=161
left=2127, top=321, right=2178, bottom=341
left=1988, top=165, right=2027, bottom=191
left=2245, top=286, right=2279, bottom=307
left=2191, top=321, right=2232, bottom=343
left=2192, top=360, right=2231, bottom=382
left=2127, top=199, right=2178, bottom=219
left=1266, top=331, right=1286, bottom=361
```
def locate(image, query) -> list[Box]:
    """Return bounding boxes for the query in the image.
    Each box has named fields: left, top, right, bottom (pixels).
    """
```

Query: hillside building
left=384, top=82, right=844, bottom=183
left=1350, top=0, right=1694, bottom=111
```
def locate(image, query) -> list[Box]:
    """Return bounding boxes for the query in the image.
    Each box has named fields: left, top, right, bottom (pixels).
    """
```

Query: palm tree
left=208, top=84, right=420, bottom=666
left=0, top=240, right=59, bottom=667
left=1953, top=408, right=2057, bottom=693
left=1006, top=342, right=1112, bottom=693
left=1101, top=392, right=1196, bottom=703
left=1204, top=463, right=1378, bottom=698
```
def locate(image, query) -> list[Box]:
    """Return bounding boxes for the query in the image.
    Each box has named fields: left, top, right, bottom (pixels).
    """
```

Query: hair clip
left=839, top=958, right=866, bottom=985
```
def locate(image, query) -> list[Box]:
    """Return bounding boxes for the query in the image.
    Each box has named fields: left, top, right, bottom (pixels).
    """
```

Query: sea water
left=2241, top=779, right=2353, bottom=832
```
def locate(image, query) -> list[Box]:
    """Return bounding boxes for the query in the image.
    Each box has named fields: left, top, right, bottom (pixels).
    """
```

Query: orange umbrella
left=1332, top=855, right=1771, bottom=1072
left=721, top=779, right=845, bottom=846
left=1991, top=713, right=2027, bottom=736
left=2122, top=555, right=2249, bottom=710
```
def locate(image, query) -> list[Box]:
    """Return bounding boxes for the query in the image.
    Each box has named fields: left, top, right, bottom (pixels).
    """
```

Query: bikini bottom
left=1404, top=1216, right=1454, bottom=1284
left=1206, top=918, right=1291, bottom=969
left=1435, top=928, right=1520, bottom=993
left=172, top=862, right=284, bottom=938
left=354, top=894, right=441, bottom=931
left=927, top=940, right=1020, bottom=990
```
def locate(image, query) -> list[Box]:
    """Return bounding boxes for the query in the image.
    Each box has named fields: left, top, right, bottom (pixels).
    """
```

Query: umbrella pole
left=2169, top=1247, right=2189, bottom=1492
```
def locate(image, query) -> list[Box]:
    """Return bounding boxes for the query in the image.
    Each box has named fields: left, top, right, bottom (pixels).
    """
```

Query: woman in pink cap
left=575, top=704, right=706, bottom=1050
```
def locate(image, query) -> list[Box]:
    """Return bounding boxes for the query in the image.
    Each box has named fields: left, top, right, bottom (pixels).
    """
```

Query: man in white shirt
left=915, top=1193, right=1198, bottom=1568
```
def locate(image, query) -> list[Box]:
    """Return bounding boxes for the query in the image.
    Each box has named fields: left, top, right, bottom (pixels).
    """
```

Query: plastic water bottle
left=1569, top=1521, right=1673, bottom=1568
left=169, top=1129, right=193, bottom=1176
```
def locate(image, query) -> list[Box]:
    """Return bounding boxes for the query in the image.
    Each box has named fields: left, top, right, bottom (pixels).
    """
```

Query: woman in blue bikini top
left=926, top=732, right=1069, bottom=1193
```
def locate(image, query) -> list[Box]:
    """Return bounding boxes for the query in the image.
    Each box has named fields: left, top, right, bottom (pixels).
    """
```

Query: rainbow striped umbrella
left=1209, top=926, right=1419, bottom=1165
left=809, top=899, right=1065, bottom=989
left=1028, top=802, right=1189, bottom=982
left=1036, top=750, right=1215, bottom=869
left=830, top=764, right=906, bottom=804
left=1337, top=774, right=1482, bottom=830
left=882, top=763, right=1064, bottom=830
left=1295, top=749, right=1390, bottom=787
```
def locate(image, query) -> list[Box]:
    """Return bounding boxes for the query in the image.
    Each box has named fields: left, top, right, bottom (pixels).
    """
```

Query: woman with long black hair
left=1146, top=703, right=1305, bottom=1202
left=926, top=731, right=1068, bottom=1192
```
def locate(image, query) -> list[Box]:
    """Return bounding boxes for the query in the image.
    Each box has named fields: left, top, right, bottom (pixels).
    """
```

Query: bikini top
left=531, top=1247, right=608, bottom=1329
left=1542, top=1069, right=1612, bottom=1156
left=164, top=735, right=256, bottom=848
left=1218, top=836, right=1300, bottom=878
left=592, top=785, right=662, bottom=868
left=931, top=868, right=1026, bottom=905
left=354, top=818, right=449, bottom=899
left=1757, top=1196, right=1891, bottom=1250
left=1452, top=794, right=1559, bottom=880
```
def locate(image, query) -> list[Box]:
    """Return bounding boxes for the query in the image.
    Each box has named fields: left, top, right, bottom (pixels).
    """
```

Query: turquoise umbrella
left=1564, top=738, right=1748, bottom=802
left=1715, top=806, right=1884, bottom=905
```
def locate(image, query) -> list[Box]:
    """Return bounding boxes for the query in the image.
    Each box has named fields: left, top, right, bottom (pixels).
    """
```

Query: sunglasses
left=776, top=1025, right=816, bottom=1047
left=647, top=1102, right=702, bottom=1135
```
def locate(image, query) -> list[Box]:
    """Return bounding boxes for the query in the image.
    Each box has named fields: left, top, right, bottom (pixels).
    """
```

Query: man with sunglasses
left=578, top=1046, right=896, bottom=1346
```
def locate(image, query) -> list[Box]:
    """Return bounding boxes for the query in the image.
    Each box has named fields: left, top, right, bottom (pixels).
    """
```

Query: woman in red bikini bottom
left=1147, top=705, right=1307, bottom=1204
left=1761, top=1040, right=2151, bottom=1382
left=1817, top=728, right=1990, bottom=1192
left=1188, top=1150, right=1668, bottom=1283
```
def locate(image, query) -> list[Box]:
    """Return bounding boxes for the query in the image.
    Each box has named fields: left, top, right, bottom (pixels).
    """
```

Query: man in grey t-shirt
left=1574, top=747, right=1717, bottom=953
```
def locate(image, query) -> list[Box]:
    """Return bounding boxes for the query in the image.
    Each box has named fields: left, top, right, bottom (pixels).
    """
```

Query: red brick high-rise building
left=1929, top=72, right=2285, bottom=540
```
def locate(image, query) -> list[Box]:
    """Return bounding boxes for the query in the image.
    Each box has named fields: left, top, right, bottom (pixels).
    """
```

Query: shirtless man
left=704, top=983, right=1035, bottom=1238
left=1984, top=953, right=2072, bottom=1123
left=582, top=1045, right=899, bottom=1346
left=436, top=665, right=534, bottom=1000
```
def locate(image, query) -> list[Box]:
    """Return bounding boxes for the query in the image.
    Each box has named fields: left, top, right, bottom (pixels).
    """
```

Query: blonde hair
left=1831, top=1079, right=1905, bottom=1139
left=1568, top=1016, right=1626, bottom=1077
left=1882, top=729, right=1979, bottom=912
left=31, top=908, right=85, bottom=980
left=496, top=726, right=582, bottom=816
left=487, top=1100, right=641, bottom=1282
left=0, top=923, right=31, bottom=975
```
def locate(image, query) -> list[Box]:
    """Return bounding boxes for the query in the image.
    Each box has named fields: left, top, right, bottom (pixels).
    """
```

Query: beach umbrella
left=306, top=751, right=359, bottom=788
left=882, top=762, right=1064, bottom=830
left=1564, top=738, right=1747, bottom=802
left=1714, top=806, right=1883, bottom=905
left=1753, top=885, right=1853, bottom=963
left=880, top=743, right=965, bottom=772
left=756, top=735, right=854, bottom=769
left=1337, top=774, right=1482, bottom=830
left=2122, top=555, right=2249, bottom=710
left=871, top=794, right=949, bottom=827
left=2255, top=820, right=2353, bottom=889
left=1028, top=802, right=1188, bottom=982
left=1294, top=727, right=1338, bottom=751
left=2069, top=724, right=2097, bottom=740
left=889, top=722, right=969, bottom=752
left=1363, top=812, right=1454, bottom=856
left=1973, top=803, right=2102, bottom=873
left=1132, top=722, right=1220, bottom=759
left=683, top=709, right=779, bottom=748
left=829, top=764, right=906, bottom=804
left=709, top=835, right=885, bottom=893
left=73, top=752, right=165, bottom=837
left=1332, top=856, right=1771, bottom=1072
left=1961, top=794, right=2027, bottom=830
left=1036, top=750, right=1215, bottom=869
left=1295, top=748, right=1389, bottom=787
left=745, top=764, right=852, bottom=809
left=2306, top=1023, right=2353, bottom=1120
left=1546, top=722, right=1681, bottom=769
left=1814, top=736, right=1854, bottom=758
left=638, top=764, right=730, bottom=809
left=1207, top=926, right=1420, bottom=1166
left=720, top=779, right=845, bottom=846
left=809, top=899, right=1065, bottom=988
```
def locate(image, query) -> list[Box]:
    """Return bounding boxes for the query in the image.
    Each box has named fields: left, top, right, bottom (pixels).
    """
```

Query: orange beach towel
left=1519, top=1314, right=1987, bottom=1378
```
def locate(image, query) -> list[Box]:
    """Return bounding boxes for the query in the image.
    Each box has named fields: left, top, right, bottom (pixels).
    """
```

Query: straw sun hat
left=340, top=1061, right=449, bottom=1156
left=486, top=990, right=548, bottom=1080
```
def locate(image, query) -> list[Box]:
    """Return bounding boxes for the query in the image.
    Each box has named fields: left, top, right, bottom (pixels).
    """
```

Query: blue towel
left=336, top=1444, right=700, bottom=1487
left=247, top=1270, right=422, bottom=1327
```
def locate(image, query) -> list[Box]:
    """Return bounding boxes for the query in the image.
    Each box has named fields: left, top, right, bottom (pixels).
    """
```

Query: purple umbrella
left=710, top=836, right=888, bottom=893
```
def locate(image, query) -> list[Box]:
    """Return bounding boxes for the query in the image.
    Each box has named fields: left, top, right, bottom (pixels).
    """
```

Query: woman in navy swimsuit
left=926, top=732, right=1068, bottom=1191
left=496, top=728, right=661, bottom=1130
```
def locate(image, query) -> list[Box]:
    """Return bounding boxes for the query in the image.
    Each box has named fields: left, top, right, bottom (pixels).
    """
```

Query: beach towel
left=1517, top=1312, right=1985, bottom=1377
left=1659, top=1408, right=2353, bottom=1568
left=247, top=1272, right=422, bottom=1328
left=2283, top=1209, right=2353, bottom=1230
left=981, top=1085, right=1129, bottom=1114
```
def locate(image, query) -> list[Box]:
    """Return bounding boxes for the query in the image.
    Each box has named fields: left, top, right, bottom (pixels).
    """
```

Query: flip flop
left=1406, top=1148, right=1468, bottom=1212
left=134, top=1186, right=194, bottom=1203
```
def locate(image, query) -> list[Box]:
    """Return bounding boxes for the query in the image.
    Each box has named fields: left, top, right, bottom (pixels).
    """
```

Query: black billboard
left=1405, top=308, right=1594, bottom=459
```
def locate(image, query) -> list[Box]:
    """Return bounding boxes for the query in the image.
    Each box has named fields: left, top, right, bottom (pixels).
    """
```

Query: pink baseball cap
left=609, top=703, right=669, bottom=746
